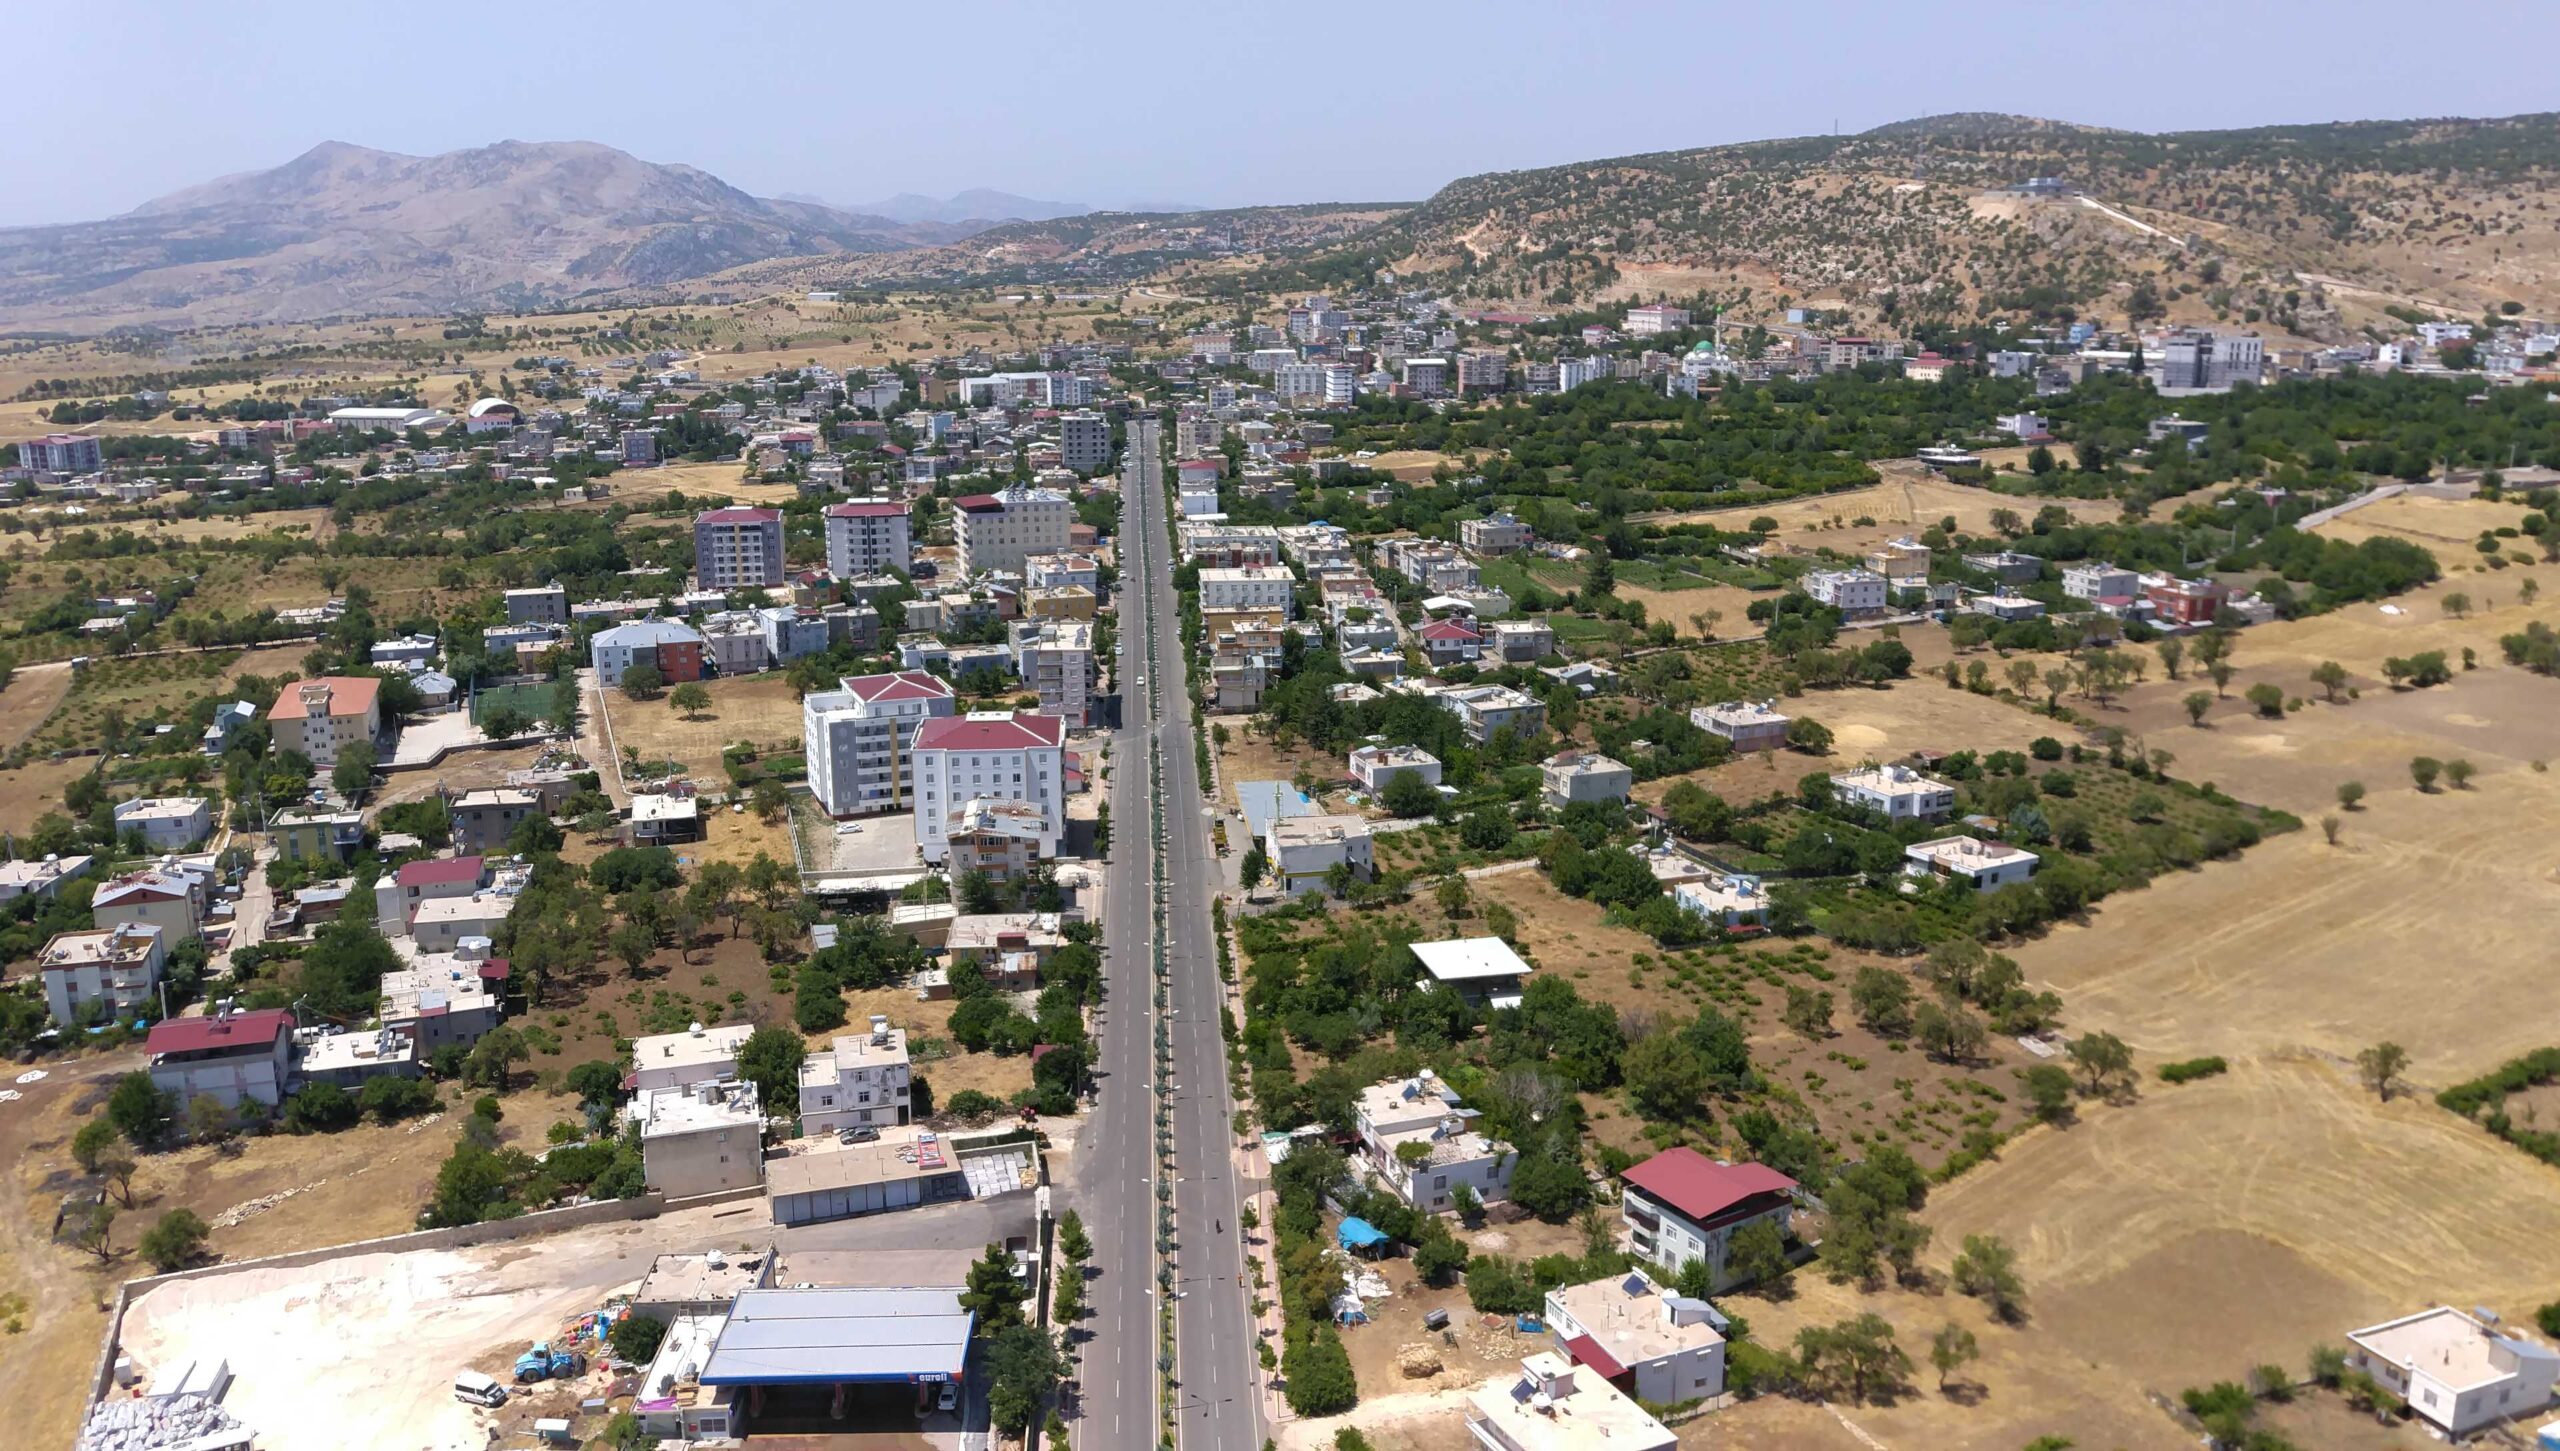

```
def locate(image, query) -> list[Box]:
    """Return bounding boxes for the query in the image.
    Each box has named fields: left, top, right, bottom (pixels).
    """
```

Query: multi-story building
left=1348, top=743, right=1441, bottom=794
left=505, top=584, right=570, bottom=625
left=803, top=670, right=958, bottom=818
left=910, top=711, right=1066, bottom=865
left=1802, top=567, right=1889, bottom=616
left=17, top=432, right=105, bottom=474
left=1058, top=411, right=1111, bottom=475
left=591, top=617, right=706, bottom=687
left=1541, top=751, right=1634, bottom=811
left=1400, top=357, right=1450, bottom=396
left=1557, top=354, right=1614, bottom=390
left=1274, top=361, right=1328, bottom=400
left=797, top=1016, right=915, bottom=1135
left=37, top=923, right=166, bottom=1024
left=1544, top=1270, right=1728, bottom=1408
left=1197, top=565, right=1297, bottom=617
left=265, top=677, right=382, bottom=767
left=1459, top=513, right=1531, bottom=554
left=2060, top=561, right=2139, bottom=603
left=758, top=604, right=831, bottom=665
left=147, top=1007, right=293, bottom=1111
left=1437, top=685, right=1545, bottom=744
left=822, top=501, right=912, bottom=576
left=1322, top=363, right=1358, bottom=406
left=91, top=871, right=205, bottom=945
left=952, top=485, right=1073, bottom=578
left=1010, top=618, right=1095, bottom=729
left=1830, top=764, right=1957, bottom=822
left=634, top=1078, right=765, bottom=1198
left=111, top=797, right=212, bottom=851
left=1454, top=349, right=1509, bottom=395
left=632, top=1021, right=756, bottom=1094
left=693, top=507, right=786, bottom=590
left=1264, top=814, right=1373, bottom=896
left=1619, top=1147, right=1798, bottom=1292
left=1690, top=700, right=1791, bottom=754
left=1623, top=304, right=1690, bottom=336
left=1466, top=1355, right=1677, bottom=1451
left=377, top=855, right=489, bottom=936
left=2146, top=575, right=2232, bottom=627
left=1418, top=617, right=1483, bottom=667
left=700, top=611, right=770, bottom=677
left=0, top=853, right=91, bottom=905
left=1355, top=1072, right=1514, bottom=1213
left=379, top=956, right=506, bottom=1054
left=450, top=787, right=542, bottom=854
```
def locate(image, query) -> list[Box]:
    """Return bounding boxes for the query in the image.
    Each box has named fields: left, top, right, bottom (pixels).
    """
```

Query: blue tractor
left=512, top=1342, right=587, bottom=1383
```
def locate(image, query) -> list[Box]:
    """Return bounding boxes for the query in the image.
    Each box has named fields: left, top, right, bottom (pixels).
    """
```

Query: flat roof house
left=1830, top=764, right=1957, bottom=822
left=1541, top=751, right=1632, bottom=812
left=1545, top=1268, right=1727, bottom=1408
left=1619, top=1148, right=1797, bottom=1293
left=2347, top=1307, right=2560, bottom=1437
left=449, top=788, right=540, bottom=855
left=1690, top=700, right=1791, bottom=755
left=112, top=797, right=213, bottom=852
left=633, top=1021, right=757, bottom=1094
left=0, top=853, right=92, bottom=904
left=1355, top=1071, right=1514, bottom=1213
left=92, top=871, right=205, bottom=945
left=1264, top=814, right=1373, bottom=897
left=1904, top=835, right=2040, bottom=889
left=1674, top=874, right=1770, bottom=931
left=377, top=854, right=486, bottom=937
left=1348, top=742, right=1442, bottom=794
left=798, top=1017, right=914, bottom=1136
left=635, top=1077, right=766, bottom=1199
left=1465, top=1353, right=1676, bottom=1451
left=1411, top=936, right=1533, bottom=1010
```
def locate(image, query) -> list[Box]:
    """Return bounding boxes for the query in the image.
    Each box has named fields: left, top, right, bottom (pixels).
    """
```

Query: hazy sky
left=9, top=0, right=2559, bottom=227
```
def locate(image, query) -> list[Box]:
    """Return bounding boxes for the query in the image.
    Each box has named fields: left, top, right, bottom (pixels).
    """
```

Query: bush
left=283, top=1082, right=360, bottom=1133
left=359, top=1075, right=441, bottom=1122
left=139, top=1208, right=210, bottom=1272
left=2158, top=1056, right=2229, bottom=1084
left=944, top=1089, right=1007, bottom=1124
left=609, top=1314, right=668, bottom=1364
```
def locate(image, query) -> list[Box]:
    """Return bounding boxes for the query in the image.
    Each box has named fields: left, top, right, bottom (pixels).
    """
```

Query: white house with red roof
left=376, top=855, right=487, bottom=937
left=148, top=1006, right=294, bottom=1110
left=823, top=500, right=912, bottom=576
left=1618, top=1147, right=1798, bottom=1292
left=265, top=676, right=382, bottom=766
left=693, top=507, right=786, bottom=590
left=1418, top=616, right=1483, bottom=667
left=910, top=711, right=1066, bottom=865
left=803, top=671, right=960, bottom=817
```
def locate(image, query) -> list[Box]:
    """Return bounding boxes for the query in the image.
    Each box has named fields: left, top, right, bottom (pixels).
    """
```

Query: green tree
left=1380, top=770, right=1439, bottom=818
left=2337, top=779, right=2366, bottom=811
left=72, top=1117, right=118, bottom=1172
left=2245, top=681, right=2284, bottom=717
left=2445, top=758, right=2476, bottom=789
left=738, top=1025, right=808, bottom=1112
left=70, top=1200, right=117, bottom=1261
left=462, top=1026, right=529, bottom=1090
left=2356, top=1041, right=2408, bottom=1101
left=985, top=1322, right=1063, bottom=1431
left=1782, top=985, right=1833, bottom=1039
left=621, top=662, right=665, bottom=700
left=139, top=1207, right=210, bottom=1272
left=2022, top=1064, right=2075, bottom=1124
left=331, top=741, right=379, bottom=799
left=2065, top=1031, right=2132, bottom=1097
left=1056, top=1208, right=1091, bottom=1264
left=1623, top=1031, right=1709, bottom=1121
left=1930, top=1322, right=1980, bottom=1392
left=609, top=1314, right=668, bottom=1364
left=2309, top=660, right=2348, bottom=702
left=669, top=682, right=712, bottom=717
left=1282, top=1330, right=1357, bottom=1415
left=107, top=1072, right=174, bottom=1148
left=1506, top=1143, right=1589, bottom=1221
left=2410, top=756, right=2442, bottom=792
left=1850, top=966, right=1915, bottom=1037
left=1728, top=1218, right=1791, bottom=1290
left=1795, top=1313, right=1911, bottom=1404
left=1413, top=1220, right=1471, bottom=1284
left=1952, top=1234, right=2025, bottom=1321
left=2182, top=690, right=2213, bottom=726
left=962, top=1242, right=1029, bottom=1329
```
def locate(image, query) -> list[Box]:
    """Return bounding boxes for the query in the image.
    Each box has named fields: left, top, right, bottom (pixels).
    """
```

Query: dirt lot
left=1643, top=471, right=2122, bottom=560
left=1215, top=722, right=1341, bottom=803
left=2307, top=490, right=2538, bottom=556
left=1634, top=669, right=2048, bottom=813
left=0, top=661, right=73, bottom=752
left=600, top=673, right=808, bottom=781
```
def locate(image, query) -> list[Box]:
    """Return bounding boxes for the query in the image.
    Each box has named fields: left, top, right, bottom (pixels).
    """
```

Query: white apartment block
left=803, top=670, right=959, bottom=817
left=1459, top=513, right=1531, bottom=554
left=2061, top=561, right=2139, bottom=601
left=111, top=797, right=212, bottom=851
left=632, top=1021, right=757, bottom=1094
left=1624, top=304, right=1690, bottom=336
left=823, top=501, right=912, bottom=576
left=1557, top=355, right=1614, bottom=390
left=38, top=923, right=166, bottom=1025
left=634, top=1078, right=765, bottom=1198
left=1438, top=685, right=1545, bottom=744
left=953, top=485, right=1073, bottom=577
left=1274, top=361, right=1328, bottom=400
left=1197, top=565, right=1296, bottom=617
left=1802, top=567, right=1889, bottom=614
left=911, top=712, right=1066, bottom=865
left=1058, top=411, right=1111, bottom=475
left=797, top=1016, right=915, bottom=1135
left=1831, top=764, right=1957, bottom=821
left=1348, top=743, right=1442, bottom=793
left=1010, top=618, right=1096, bottom=729
left=1322, top=364, right=1358, bottom=406
left=1264, top=814, right=1374, bottom=896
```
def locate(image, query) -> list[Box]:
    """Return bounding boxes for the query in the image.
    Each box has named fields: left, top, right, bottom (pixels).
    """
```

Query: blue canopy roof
left=1337, top=1217, right=1389, bottom=1250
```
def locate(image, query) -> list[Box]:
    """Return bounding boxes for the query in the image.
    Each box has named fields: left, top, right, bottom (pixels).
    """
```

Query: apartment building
left=147, top=1007, right=293, bottom=1111
left=1438, top=685, right=1545, bottom=744
left=38, top=923, right=166, bottom=1024
left=91, top=871, right=204, bottom=945
left=505, top=584, right=570, bottom=625
left=1355, top=1072, right=1514, bottom=1213
left=822, top=501, right=912, bottom=576
left=802, top=670, right=959, bottom=817
left=1690, top=700, right=1791, bottom=754
left=634, top=1078, right=765, bottom=1198
left=590, top=617, right=706, bottom=687
left=910, top=711, right=1067, bottom=865
left=1348, top=743, right=1441, bottom=793
left=2060, top=561, right=2139, bottom=602
left=265, top=676, right=382, bottom=766
left=1197, top=565, right=1297, bottom=618
left=1830, top=764, right=1957, bottom=822
left=797, top=1016, right=915, bottom=1135
left=1010, top=618, right=1095, bottom=729
left=1459, top=513, right=1531, bottom=554
left=17, top=432, right=104, bottom=473
left=1541, top=751, right=1633, bottom=811
left=1802, top=567, right=1889, bottom=615
left=952, top=485, right=1073, bottom=577
left=631, top=1021, right=757, bottom=1094
left=1623, top=304, right=1690, bottom=336
left=111, top=797, right=212, bottom=851
left=693, top=507, right=786, bottom=590
left=1058, top=410, right=1111, bottom=474
left=449, top=787, right=541, bottom=854
left=1620, top=1147, right=1798, bottom=1292
left=1544, top=1270, right=1728, bottom=1407
left=1264, top=814, right=1373, bottom=896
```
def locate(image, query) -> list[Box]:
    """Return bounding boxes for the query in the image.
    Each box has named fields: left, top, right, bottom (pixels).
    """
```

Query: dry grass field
left=599, top=673, right=807, bottom=781
left=2308, top=491, right=2538, bottom=555
left=0, top=661, right=73, bottom=752
left=1643, top=471, right=2123, bottom=559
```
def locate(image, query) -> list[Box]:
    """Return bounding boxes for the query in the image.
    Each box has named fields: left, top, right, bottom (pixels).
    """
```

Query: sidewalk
left=1215, top=888, right=1292, bottom=1434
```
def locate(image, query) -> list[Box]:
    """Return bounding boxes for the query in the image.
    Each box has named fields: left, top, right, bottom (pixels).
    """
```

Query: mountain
left=843, top=189, right=1095, bottom=225
left=1261, top=111, right=2560, bottom=337
left=0, top=140, right=966, bottom=330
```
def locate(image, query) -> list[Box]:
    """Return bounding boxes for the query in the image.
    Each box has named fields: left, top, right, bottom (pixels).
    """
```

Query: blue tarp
left=1336, top=1217, right=1389, bottom=1251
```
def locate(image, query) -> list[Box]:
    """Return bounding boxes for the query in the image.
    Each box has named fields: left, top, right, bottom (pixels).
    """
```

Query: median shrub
left=2158, top=1056, right=2228, bottom=1084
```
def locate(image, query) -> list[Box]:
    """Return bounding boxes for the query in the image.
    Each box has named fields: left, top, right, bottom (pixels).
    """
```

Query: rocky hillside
left=1274, top=112, right=2560, bottom=337
left=0, top=140, right=975, bottom=331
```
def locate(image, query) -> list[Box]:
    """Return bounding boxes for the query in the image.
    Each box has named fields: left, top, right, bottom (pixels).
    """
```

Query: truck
left=512, top=1342, right=587, bottom=1383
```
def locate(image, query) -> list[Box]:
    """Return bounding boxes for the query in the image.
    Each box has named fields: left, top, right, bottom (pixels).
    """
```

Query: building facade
left=693, top=507, right=786, bottom=590
left=803, top=671, right=958, bottom=817
left=822, top=501, right=912, bottom=576
left=910, top=711, right=1066, bottom=864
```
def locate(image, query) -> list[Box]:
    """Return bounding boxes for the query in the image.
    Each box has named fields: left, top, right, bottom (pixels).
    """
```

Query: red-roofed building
left=1619, top=1148, right=1798, bottom=1291
left=148, top=1007, right=294, bottom=1110
left=2145, top=575, right=2232, bottom=628
left=266, top=676, right=382, bottom=766
left=912, top=712, right=1067, bottom=866
left=951, top=483, right=1071, bottom=577
left=694, top=506, right=786, bottom=589
left=1418, top=616, right=1484, bottom=666
left=824, top=499, right=913, bottom=576
left=804, top=671, right=960, bottom=817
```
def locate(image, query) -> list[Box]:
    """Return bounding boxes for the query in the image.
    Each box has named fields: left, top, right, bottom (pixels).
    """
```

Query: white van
left=453, top=1370, right=508, bottom=1408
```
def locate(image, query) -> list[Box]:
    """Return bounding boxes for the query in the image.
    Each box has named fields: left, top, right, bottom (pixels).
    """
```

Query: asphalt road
left=1075, top=416, right=1263, bottom=1451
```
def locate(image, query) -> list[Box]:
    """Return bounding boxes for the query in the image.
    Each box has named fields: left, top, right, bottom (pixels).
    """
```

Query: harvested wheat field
left=1926, top=1058, right=2560, bottom=1412
left=2013, top=662, right=2560, bottom=1076
left=600, top=674, right=807, bottom=781
left=1643, top=472, right=2121, bottom=557
left=0, top=660, right=72, bottom=752
left=2306, top=490, right=2540, bottom=554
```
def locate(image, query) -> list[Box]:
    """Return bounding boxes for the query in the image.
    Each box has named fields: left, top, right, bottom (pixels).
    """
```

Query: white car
left=937, top=1381, right=959, bottom=1413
